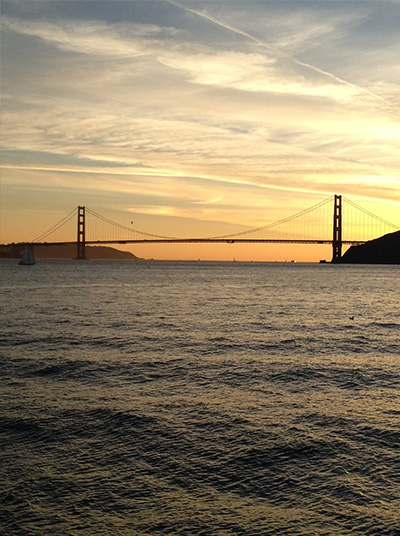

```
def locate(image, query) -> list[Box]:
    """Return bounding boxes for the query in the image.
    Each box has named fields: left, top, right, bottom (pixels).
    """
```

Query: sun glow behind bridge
left=1, top=0, right=399, bottom=260
left=29, top=196, right=399, bottom=262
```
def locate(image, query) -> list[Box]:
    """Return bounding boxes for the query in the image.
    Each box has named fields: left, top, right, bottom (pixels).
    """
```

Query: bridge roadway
left=33, top=239, right=365, bottom=246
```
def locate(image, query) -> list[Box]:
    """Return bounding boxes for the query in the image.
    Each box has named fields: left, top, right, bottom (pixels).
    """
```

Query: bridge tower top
left=76, top=206, right=86, bottom=260
left=332, top=194, right=342, bottom=263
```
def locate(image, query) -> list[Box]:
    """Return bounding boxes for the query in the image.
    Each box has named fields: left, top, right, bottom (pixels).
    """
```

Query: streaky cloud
left=166, top=0, right=399, bottom=114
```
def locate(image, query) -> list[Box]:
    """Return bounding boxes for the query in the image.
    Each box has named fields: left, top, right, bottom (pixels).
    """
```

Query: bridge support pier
left=332, top=194, right=342, bottom=263
left=76, top=206, right=86, bottom=260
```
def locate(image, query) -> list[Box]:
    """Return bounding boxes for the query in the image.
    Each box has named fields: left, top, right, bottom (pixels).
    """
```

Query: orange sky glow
left=1, top=0, right=399, bottom=261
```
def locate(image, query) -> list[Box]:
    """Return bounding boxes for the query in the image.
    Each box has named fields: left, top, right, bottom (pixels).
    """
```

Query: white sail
left=19, top=245, right=36, bottom=265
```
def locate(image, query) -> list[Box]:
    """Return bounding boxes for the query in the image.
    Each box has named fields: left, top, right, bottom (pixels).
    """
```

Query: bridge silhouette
left=31, top=195, right=399, bottom=262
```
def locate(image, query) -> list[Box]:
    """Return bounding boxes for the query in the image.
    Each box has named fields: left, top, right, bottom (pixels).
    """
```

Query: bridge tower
left=76, top=206, right=86, bottom=260
left=332, top=194, right=342, bottom=263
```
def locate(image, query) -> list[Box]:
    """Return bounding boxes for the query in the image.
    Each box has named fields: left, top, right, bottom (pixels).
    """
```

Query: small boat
left=19, top=245, right=36, bottom=265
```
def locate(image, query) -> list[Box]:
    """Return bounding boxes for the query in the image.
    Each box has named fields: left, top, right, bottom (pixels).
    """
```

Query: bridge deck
left=32, top=239, right=365, bottom=246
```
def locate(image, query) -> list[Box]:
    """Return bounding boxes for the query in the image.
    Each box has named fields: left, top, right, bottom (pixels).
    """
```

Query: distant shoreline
left=0, top=243, right=143, bottom=261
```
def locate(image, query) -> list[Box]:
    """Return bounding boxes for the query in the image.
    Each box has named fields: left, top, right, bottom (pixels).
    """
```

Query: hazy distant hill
left=0, top=244, right=143, bottom=260
left=340, top=230, right=400, bottom=264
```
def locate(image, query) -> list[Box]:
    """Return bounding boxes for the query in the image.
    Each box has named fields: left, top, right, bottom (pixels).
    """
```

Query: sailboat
left=19, top=245, right=36, bottom=265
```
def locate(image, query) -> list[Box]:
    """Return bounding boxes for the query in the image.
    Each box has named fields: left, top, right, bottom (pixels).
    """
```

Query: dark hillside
left=340, top=230, right=400, bottom=264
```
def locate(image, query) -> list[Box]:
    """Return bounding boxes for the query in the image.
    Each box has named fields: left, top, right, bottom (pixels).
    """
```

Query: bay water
left=1, top=260, right=399, bottom=535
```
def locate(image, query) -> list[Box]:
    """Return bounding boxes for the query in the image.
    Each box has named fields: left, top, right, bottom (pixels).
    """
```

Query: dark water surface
left=1, top=260, right=399, bottom=535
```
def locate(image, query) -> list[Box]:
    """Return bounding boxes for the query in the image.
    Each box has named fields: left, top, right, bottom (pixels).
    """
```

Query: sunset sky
left=1, top=0, right=399, bottom=261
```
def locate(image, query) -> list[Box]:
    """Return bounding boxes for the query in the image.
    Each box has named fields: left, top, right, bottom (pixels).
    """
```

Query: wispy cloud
left=2, top=16, right=179, bottom=57
left=166, top=0, right=399, bottom=113
left=1, top=0, right=399, bottom=244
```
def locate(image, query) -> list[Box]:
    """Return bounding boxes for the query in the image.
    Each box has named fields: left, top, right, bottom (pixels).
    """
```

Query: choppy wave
left=1, top=260, right=399, bottom=535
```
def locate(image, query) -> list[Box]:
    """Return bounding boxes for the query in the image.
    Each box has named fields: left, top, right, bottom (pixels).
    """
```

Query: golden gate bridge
left=30, top=195, right=399, bottom=262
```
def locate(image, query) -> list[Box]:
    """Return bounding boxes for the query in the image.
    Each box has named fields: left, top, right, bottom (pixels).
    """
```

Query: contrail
left=166, top=0, right=396, bottom=109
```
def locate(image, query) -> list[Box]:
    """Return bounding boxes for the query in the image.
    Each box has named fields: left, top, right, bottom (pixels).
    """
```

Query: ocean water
left=1, top=259, right=399, bottom=536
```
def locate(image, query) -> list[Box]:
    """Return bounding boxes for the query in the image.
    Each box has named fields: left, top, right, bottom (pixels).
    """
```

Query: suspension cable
left=32, top=208, right=77, bottom=242
left=85, top=207, right=178, bottom=240
left=210, top=196, right=333, bottom=239
left=343, top=197, right=399, bottom=230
